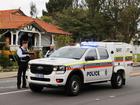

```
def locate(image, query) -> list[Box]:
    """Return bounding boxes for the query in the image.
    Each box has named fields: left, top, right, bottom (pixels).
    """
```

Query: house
left=0, top=9, right=70, bottom=54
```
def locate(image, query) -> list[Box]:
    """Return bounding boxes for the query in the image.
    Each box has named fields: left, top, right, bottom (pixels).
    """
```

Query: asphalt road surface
left=0, top=67, right=140, bottom=105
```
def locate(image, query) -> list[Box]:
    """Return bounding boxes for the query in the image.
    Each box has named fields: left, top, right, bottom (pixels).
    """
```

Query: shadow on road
left=29, top=83, right=114, bottom=97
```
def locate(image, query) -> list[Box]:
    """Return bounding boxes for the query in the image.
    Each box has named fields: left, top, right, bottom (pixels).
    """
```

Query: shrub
left=54, top=35, right=73, bottom=48
left=0, top=54, right=13, bottom=68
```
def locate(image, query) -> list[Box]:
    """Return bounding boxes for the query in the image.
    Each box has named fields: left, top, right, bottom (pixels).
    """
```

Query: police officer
left=44, top=45, right=54, bottom=57
left=17, top=41, right=30, bottom=89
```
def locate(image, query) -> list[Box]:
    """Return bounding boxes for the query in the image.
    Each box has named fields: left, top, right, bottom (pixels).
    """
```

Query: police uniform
left=17, top=47, right=30, bottom=89
left=44, top=49, right=54, bottom=57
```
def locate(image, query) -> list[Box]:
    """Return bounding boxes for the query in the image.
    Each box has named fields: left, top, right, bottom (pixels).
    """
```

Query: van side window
left=98, top=48, right=109, bottom=59
left=87, top=49, right=97, bottom=60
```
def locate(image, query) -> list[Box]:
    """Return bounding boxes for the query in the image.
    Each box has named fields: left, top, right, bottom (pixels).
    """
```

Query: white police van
left=28, top=42, right=133, bottom=96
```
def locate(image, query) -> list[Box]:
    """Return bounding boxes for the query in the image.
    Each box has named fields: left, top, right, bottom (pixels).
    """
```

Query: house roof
left=0, top=9, right=70, bottom=35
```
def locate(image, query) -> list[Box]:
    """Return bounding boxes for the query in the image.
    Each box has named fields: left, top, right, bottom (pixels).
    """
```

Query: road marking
left=95, top=98, right=101, bottom=101
left=109, top=95, right=115, bottom=98
left=0, top=89, right=30, bottom=96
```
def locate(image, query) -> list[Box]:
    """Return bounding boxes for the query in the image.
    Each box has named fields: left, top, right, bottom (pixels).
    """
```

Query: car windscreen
left=49, top=47, right=87, bottom=59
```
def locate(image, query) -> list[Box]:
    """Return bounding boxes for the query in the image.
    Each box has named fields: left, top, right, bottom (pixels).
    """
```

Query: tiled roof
left=0, top=9, right=70, bottom=35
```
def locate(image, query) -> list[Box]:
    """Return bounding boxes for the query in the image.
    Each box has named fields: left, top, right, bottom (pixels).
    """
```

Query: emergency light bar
left=81, top=42, right=99, bottom=48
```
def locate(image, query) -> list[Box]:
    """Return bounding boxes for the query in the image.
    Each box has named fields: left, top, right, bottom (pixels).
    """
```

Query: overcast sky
left=0, top=0, right=49, bottom=17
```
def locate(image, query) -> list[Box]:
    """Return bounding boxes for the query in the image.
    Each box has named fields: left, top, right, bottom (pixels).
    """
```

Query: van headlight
left=53, top=66, right=66, bottom=74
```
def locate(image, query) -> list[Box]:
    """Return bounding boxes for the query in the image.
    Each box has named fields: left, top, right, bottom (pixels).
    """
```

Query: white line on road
left=95, top=98, right=101, bottom=101
left=0, top=89, right=30, bottom=96
left=109, top=95, right=116, bottom=98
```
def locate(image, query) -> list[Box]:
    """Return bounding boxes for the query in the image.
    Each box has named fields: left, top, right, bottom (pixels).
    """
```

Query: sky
left=0, top=0, right=49, bottom=17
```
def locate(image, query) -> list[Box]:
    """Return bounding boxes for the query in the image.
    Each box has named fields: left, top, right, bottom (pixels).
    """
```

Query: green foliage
left=119, top=5, right=140, bottom=42
left=41, top=16, right=54, bottom=23
left=54, top=8, right=89, bottom=40
left=0, top=43, right=5, bottom=50
left=54, top=8, right=115, bottom=41
left=42, top=0, right=140, bottom=43
left=42, top=10, right=48, bottom=16
left=45, top=0, right=73, bottom=15
left=0, top=54, right=13, bottom=68
left=54, top=35, right=73, bottom=48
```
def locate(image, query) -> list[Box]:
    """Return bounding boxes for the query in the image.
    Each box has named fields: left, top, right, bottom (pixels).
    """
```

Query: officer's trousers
left=17, top=61, right=28, bottom=87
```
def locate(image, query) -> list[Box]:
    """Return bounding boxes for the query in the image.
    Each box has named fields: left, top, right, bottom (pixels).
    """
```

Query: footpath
left=0, top=71, right=17, bottom=79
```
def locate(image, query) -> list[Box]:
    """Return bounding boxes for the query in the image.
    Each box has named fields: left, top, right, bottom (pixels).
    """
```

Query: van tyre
left=65, top=75, right=81, bottom=96
left=111, top=73, right=123, bottom=89
left=29, top=84, right=43, bottom=92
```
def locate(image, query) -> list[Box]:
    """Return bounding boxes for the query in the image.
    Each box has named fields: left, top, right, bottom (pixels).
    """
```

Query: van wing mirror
left=85, top=56, right=95, bottom=61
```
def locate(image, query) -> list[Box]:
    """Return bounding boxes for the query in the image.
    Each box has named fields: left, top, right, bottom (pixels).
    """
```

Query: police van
left=27, top=42, right=133, bottom=96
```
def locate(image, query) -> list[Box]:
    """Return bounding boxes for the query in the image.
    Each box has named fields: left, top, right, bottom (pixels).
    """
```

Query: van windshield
left=49, top=47, right=87, bottom=59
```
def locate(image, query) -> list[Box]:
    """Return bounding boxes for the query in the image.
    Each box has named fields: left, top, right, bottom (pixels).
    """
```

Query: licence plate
left=35, top=74, right=44, bottom=78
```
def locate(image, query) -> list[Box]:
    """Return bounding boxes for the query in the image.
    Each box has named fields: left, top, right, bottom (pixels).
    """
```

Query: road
left=0, top=67, right=140, bottom=105
left=133, top=66, right=140, bottom=71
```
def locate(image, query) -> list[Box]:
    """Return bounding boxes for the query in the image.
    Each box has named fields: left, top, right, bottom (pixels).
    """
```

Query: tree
left=119, top=4, right=140, bottom=42
left=42, top=0, right=140, bottom=43
left=85, top=0, right=140, bottom=42
left=45, top=0, right=73, bottom=15
left=54, top=35, right=73, bottom=48
left=30, top=2, right=38, bottom=18
left=54, top=8, right=92, bottom=41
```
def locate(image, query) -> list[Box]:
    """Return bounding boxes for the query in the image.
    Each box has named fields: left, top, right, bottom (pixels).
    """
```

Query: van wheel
left=111, top=73, right=123, bottom=89
left=65, top=75, right=81, bottom=96
left=29, top=84, right=43, bottom=92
